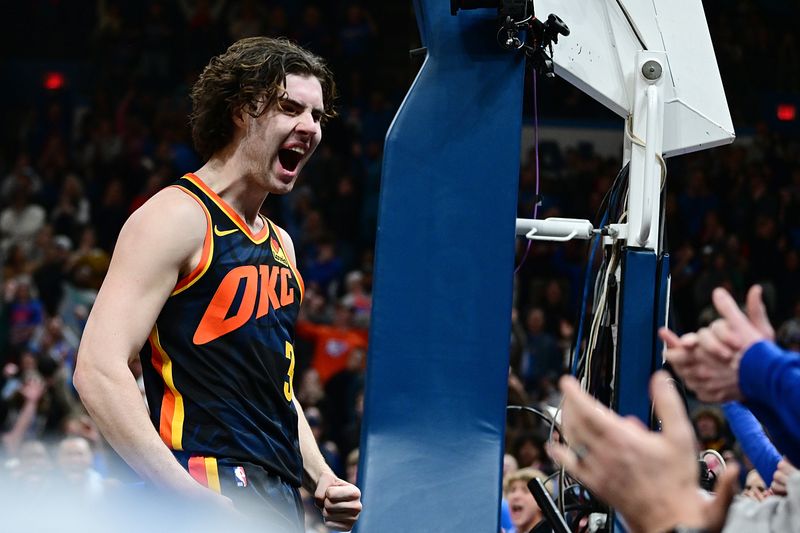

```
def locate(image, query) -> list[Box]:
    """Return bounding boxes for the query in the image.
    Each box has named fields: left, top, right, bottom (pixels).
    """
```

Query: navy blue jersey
left=139, top=173, right=305, bottom=488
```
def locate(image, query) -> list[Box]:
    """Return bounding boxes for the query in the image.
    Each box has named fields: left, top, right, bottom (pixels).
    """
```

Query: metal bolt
left=642, top=60, right=662, bottom=80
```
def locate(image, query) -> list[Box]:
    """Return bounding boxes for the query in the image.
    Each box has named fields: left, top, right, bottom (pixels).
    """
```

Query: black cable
left=506, top=405, right=561, bottom=435
left=593, top=163, right=629, bottom=227
left=572, top=163, right=630, bottom=380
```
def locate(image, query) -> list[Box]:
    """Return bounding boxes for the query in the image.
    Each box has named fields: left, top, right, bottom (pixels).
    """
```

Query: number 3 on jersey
left=284, top=341, right=295, bottom=402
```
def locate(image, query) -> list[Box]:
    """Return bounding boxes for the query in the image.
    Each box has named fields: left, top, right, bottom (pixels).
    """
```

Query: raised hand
left=547, top=372, right=728, bottom=533
left=660, top=286, right=771, bottom=403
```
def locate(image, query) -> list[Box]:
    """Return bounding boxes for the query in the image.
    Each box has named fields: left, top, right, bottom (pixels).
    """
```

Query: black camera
left=450, top=0, right=569, bottom=78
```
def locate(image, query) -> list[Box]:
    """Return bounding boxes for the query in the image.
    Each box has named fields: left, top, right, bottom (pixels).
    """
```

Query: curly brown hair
left=189, top=37, right=337, bottom=160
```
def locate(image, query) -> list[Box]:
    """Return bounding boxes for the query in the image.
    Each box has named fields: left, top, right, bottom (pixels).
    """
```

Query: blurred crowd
left=0, top=1, right=798, bottom=532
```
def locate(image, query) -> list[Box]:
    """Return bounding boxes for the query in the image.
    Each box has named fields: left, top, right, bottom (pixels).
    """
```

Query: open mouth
left=278, top=148, right=304, bottom=173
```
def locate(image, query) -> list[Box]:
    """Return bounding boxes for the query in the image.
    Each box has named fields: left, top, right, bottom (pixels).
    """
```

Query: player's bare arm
left=73, top=188, right=226, bottom=500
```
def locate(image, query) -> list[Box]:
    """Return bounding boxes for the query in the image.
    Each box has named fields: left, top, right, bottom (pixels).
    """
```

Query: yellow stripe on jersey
left=149, top=326, right=185, bottom=450
left=205, top=457, right=221, bottom=493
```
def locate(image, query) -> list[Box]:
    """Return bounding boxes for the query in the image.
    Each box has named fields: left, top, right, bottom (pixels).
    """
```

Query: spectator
left=324, top=347, right=366, bottom=450
left=92, top=178, right=128, bottom=251
left=502, top=467, right=548, bottom=533
left=2, top=379, right=46, bottom=456
left=56, top=436, right=105, bottom=499
left=0, top=181, right=46, bottom=255
left=51, top=174, right=91, bottom=240
left=5, top=279, right=45, bottom=351
left=297, top=302, right=367, bottom=385
left=521, top=308, right=562, bottom=394
left=303, top=238, right=344, bottom=296
left=692, top=406, right=729, bottom=452
left=295, top=367, right=325, bottom=409
left=512, top=431, right=550, bottom=473
left=1, top=153, right=41, bottom=200
left=345, top=448, right=359, bottom=485
left=340, top=270, right=371, bottom=328
left=742, top=469, right=771, bottom=501
left=13, top=440, right=53, bottom=492
left=30, top=316, right=80, bottom=389
left=3, top=244, right=32, bottom=282
left=503, top=454, right=519, bottom=478
left=32, top=235, right=72, bottom=317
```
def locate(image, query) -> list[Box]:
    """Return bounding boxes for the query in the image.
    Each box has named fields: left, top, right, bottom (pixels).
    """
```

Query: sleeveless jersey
left=139, top=173, right=305, bottom=487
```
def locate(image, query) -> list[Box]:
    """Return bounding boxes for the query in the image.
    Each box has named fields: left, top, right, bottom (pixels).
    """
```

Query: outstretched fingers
left=745, top=285, right=774, bottom=340
left=659, top=327, right=682, bottom=349
left=713, top=286, right=767, bottom=351
left=660, top=328, right=700, bottom=367
left=712, top=288, right=749, bottom=331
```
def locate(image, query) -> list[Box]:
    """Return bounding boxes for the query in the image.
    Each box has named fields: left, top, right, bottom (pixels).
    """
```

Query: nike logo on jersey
left=214, top=225, right=239, bottom=237
left=193, top=265, right=296, bottom=345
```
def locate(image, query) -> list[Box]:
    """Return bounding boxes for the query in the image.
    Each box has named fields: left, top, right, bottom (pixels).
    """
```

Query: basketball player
left=73, top=38, right=361, bottom=532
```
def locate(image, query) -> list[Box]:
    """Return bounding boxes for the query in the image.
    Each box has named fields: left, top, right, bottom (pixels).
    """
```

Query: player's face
left=506, top=480, right=542, bottom=530
left=241, top=73, right=324, bottom=194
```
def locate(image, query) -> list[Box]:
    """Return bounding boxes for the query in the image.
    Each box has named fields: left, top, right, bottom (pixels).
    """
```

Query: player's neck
left=193, top=155, right=267, bottom=230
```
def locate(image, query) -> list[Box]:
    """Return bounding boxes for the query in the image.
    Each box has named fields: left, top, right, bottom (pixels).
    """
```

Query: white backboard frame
left=534, top=0, right=735, bottom=157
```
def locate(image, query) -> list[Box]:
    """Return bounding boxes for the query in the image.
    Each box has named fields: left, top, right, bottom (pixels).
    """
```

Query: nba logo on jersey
left=234, top=466, right=248, bottom=487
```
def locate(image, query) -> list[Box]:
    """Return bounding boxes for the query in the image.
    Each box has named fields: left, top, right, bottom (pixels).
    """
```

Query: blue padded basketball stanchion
left=356, top=1, right=525, bottom=531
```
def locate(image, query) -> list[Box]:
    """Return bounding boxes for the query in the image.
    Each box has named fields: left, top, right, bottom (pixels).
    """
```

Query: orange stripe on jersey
left=170, top=185, right=214, bottom=296
left=183, top=173, right=270, bottom=244
left=187, top=456, right=222, bottom=494
left=269, top=220, right=305, bottom=302
left=188, top=456, right=208, bottom=486
left=149, top=327, right=185, bottom=450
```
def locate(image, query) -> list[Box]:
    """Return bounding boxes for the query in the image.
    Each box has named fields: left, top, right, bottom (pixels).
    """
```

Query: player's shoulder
left=134, top=185, right=206, bottom=226
left=117, top=185, right=208, bottom=253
